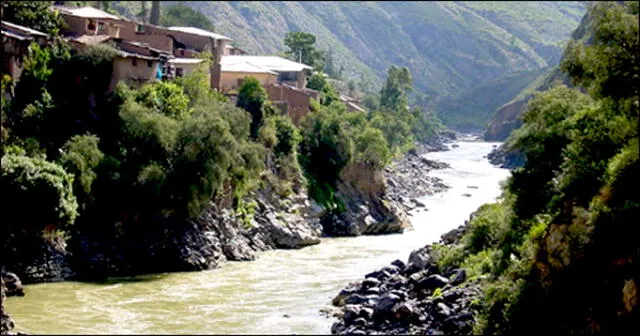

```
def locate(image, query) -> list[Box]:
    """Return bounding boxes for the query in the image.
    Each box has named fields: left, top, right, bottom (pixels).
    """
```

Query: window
left=132, top=58, right=137, bottom=67
left=278, top=71, right=297, bottom=82
left=87, top=20, right=96, bottom=31
left=97, top=22, right=106, bottom=34
left=147, top=60, right=153, bottom=68
left=135, top=24, right=146, bottom=33
left=176, top=68, right=184, bottom=77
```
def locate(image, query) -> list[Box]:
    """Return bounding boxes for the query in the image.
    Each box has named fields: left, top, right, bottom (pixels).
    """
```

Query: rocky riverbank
left=328, top=213, right=482, bottom=335
left=487, top=144, right=524, bottom=169
left=2, top=135, right=455, bottom=282
left=1, top=134, right=456, bottom=332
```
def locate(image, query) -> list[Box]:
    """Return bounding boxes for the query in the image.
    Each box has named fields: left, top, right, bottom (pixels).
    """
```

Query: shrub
left=258, top=117, right=278, bottom=148
left=136, top=81, right=192, bottom=120
left=1, top=154, right=78, bottom=232
left=58, top=134, right=104, bottom=197
left=273, top=115, right=301, bottom=157
left=237, top=76, right=267, bottom=139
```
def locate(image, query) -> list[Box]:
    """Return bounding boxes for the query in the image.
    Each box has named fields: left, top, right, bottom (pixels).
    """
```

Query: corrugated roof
left=168, top=58, right=206, bottom=65
left=166, top=26, right=232, bottom=41
left=1, top=21, right=48, bottom=38
left=221, top=61, right=278, bottom=75
left=221, top=55, right=312, bottom=73
left=54, top=6, right=121, bottom=20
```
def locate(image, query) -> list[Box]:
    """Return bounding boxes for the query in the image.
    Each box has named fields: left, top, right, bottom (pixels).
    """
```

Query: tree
left=379, top=65, right=412, bottom=114
left=150, top=1, right=160, bottom=25
left=306, top=73, right=328, bottom=92
left=323, top=49, right=338, bottom=78
left=237, top=77, right=268, bottom=139
left=283, top=31, right=325, bottom=70
left=1, top=1, right=63, bottom=36
left=161, top=4, right=215, bottom=32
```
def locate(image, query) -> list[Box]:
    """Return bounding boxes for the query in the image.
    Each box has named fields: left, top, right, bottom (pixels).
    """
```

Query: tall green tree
left=284, top=31, right=325, bottom=70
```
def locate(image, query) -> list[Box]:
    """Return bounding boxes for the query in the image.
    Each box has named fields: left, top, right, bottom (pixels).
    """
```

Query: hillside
left=97, top=1, right=586, bottom=130
left=484, top=5, right=596, bottom=140
left=107, top=1, right=585, bottom=131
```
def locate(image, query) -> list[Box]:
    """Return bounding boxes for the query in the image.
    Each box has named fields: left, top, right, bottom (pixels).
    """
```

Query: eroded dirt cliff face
left=322, top=142, right=452, bottom=237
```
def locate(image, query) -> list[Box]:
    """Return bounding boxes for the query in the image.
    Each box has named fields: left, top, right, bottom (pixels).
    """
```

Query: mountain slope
left=484, top=5, right=595, bottom=141
left=154, top=1, right=586, bottom=130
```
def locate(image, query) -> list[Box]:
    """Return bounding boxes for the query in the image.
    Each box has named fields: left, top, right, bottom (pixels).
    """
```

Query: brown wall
left=266, top=84, right=317, bottom=125
left=60, top=15, right=121, bottom=37
left=118, top=21, right=173, bottom=53
left=109, top=56, right=158, bottom=92
left=220, top=71, right=277, bottom=92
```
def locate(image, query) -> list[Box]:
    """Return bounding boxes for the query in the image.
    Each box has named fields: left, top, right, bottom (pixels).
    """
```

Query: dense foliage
left=429, top=3, right=639, bottom=335
left=299, top=64, right=442, bottom=208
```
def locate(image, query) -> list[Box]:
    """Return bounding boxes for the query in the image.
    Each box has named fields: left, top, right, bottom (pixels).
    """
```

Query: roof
left=1, top=30, right=33, bottom=41
left=221, top=61, right=278, bottom=75
left=115, top=50, right=159, bottom=61
left=168, top=58, right=206, bottom=65
left=53, top=6, right=121, bottom=20
left=1, top=21, right=48, bottom=38
left=69, top=35, right=159, bottom=61
left=166, top=26, right=232, bottom=41
left=347, top=102, right=366, bottom=113
left=72, top=34, right=113, bottom=45
left=221, top=55, right=313, bottom=73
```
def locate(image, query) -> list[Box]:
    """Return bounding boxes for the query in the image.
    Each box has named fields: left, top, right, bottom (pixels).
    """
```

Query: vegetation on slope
left=431, top=2, right=639, bottom=334
left=1, top=1, right=443, bottom=279
left=172, top=1, right=586, bottom=130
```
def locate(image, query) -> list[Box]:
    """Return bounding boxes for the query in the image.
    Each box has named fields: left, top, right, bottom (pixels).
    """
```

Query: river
left=5, top=141, right=510, bottom=335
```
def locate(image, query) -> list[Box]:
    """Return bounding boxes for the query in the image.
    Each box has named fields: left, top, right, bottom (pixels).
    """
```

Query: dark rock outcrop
left=0, top=273, right=23, bottom=297
left=328, top=212, right=483, bottom=335
left=487, top=144, right=524, bottom=169
left=1, top=278, right=15, bottom=335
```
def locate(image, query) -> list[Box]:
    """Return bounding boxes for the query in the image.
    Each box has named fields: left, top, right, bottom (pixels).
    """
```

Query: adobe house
left=54, top=6, right=230, bottom=91
left=54, top=6, right=124, bottom=38
left=221, top=55, right=312, bottom=89
left=120, top=24, right=231, bottom=90
left=67, top=35, right=171, bottom=92
left=162, top=26, right=231, bottom=91
left=1, top=21, right=49, bottom=86
left=265, top=84, right=319, bottom=125
left=220, top=61, right=278, bottom=92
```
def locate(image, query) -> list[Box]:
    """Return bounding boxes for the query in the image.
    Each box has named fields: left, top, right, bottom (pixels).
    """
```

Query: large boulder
left=0, top=273, right=23, bottom=297
left=417, top=274, right=449, bottom=291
